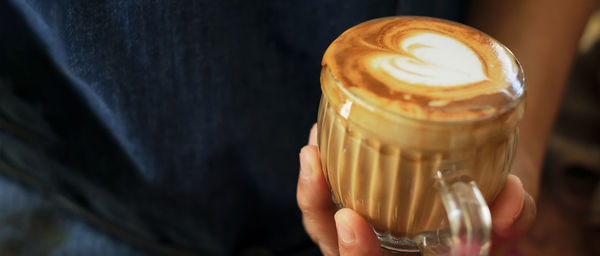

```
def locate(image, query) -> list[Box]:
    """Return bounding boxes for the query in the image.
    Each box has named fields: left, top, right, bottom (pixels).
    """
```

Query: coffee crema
left=322, top=17, right=524, bottom=121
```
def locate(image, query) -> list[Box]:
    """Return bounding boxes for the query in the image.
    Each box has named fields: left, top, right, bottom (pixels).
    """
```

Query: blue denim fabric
left=0, top=0, right=464, bottom=255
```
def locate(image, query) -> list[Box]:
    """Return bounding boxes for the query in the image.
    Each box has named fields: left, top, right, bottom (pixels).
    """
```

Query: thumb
left=335, top=208, right=383, bottom=256
left=491, top=174, right=537, bottom=238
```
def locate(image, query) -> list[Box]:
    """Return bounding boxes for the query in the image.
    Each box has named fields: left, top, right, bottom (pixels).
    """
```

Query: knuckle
left=297, top=191, right=316, bottom=213
left=300, top=145, right=317, bottom=156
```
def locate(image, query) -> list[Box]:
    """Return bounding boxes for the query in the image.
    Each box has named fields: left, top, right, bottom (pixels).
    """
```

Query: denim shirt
left=0, top=0, right=464, bottom=255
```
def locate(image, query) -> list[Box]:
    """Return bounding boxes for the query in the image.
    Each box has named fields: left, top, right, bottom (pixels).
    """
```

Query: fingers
left=491, top=174, right=537, bottom=238
left=335, top=209, right=384, bottom=256
left=309, top=123, right=318, bottom=146
left=301, top=123, right=383, bottom=256
left=297, top=145, right=339, bottom=255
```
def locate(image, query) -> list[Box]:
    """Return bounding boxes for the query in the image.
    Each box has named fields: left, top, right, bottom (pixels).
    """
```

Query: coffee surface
left=322, top=17, right=524, bottom=121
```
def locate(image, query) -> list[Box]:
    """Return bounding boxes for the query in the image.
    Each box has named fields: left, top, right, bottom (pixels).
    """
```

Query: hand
left=297, top=123, right=537, bottom=256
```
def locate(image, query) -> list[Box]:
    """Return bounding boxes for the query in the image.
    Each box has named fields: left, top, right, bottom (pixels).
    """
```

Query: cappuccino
left=317, top=17, right=525, bottom=250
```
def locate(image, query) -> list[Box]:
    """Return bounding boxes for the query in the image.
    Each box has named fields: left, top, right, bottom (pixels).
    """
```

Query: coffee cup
left=317, top=16, right=526, bottom=255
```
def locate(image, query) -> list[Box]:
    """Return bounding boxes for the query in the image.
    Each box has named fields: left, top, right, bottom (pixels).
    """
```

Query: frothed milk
left=317, top=17, right=525, bottom=250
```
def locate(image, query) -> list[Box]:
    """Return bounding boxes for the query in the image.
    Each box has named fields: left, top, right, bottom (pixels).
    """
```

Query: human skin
left=297, top=0, right=595, bottom=255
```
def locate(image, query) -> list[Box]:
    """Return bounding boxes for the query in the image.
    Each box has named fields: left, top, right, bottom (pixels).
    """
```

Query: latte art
left=322, top=17, right=524, bottom=121
left=372, top=32, right=488, bottom=87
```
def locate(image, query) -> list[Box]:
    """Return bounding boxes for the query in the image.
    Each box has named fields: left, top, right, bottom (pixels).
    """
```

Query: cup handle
left=416, top=170, right=492, bottom=256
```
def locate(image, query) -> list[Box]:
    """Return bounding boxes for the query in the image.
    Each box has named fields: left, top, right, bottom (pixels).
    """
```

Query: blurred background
left=515, top=9, right=600, bottom=256
left=0, top=2, right=599, bottom=256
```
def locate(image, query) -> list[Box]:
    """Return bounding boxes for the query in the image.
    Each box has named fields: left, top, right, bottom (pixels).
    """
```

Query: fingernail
left=299, top=152, right=312, bottom=182
left=335, top=213, right=356, bottom=244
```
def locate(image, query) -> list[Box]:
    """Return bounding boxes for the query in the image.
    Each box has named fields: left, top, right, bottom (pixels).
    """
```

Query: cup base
left=380, top=244, right=421, bottom=255
left=376, top=229, right=454, bottom=256
left=376, top=231, right=420, bottom=254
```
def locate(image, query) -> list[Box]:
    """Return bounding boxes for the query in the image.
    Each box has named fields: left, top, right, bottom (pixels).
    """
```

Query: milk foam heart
left=322, top=17, right=525, bottom=121
left=372, top=32, right=488, bottom=87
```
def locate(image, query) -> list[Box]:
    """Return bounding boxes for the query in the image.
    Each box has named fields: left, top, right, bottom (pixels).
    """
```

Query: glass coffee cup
left=317, top=17, right=525, bottom=255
